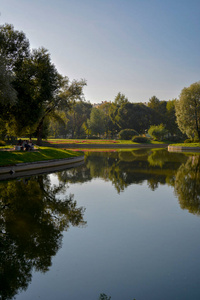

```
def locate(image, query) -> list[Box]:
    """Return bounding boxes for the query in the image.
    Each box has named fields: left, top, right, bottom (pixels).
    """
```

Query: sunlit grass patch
left=0, top=147, right=83, bottom=166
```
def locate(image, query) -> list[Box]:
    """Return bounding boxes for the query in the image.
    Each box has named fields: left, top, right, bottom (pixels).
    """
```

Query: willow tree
left=175, top=82, right=200, bottom=139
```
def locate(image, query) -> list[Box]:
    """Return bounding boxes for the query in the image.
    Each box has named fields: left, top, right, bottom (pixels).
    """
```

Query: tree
left=175, top=81, right=200, bottom=139
left=148, top=95, right=160, bottom=110
left=87, top=107, right=105, bottom=136
left=98, top=101, right=114, bottom=138
left=0, top=23, right=30, bottom=71
left=66, top=101, right=92, bottom=138
left=0, top=24, right=86, bottom=143
left=114, top=92, right=128, bottom=105
left=0, top=55, right=17, bottom=106
left=0, top=55, right=17, bottom=139
left=114, top=102, right=161, bottom=134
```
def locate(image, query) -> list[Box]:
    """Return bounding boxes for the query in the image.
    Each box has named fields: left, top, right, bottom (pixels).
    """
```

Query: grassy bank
left=169, top=143, right=200, bottom=147
left=0, top=147, right=82, bottom=166
left=40, top=138, right=169, bottom=146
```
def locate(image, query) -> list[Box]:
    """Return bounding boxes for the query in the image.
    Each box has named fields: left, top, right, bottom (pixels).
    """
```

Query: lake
left=1, top=149, right=200, bottom=300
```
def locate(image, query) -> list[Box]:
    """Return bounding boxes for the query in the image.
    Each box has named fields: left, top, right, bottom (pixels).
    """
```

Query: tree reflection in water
left=175, top=155, right=200, bottom=215
left=57, top=149, right=188, bottom=192
left=1, top=149, right=200, bottom=299
left=0, top=175, right=86, bottom=300
left=57, top=149, right=200, bottom=216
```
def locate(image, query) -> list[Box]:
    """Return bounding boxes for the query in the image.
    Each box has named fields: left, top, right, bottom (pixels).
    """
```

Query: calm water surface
left=1, top=149, right=200, bottom=300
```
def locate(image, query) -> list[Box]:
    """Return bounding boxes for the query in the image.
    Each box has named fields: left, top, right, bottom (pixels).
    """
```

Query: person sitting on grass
left=24, top=140, right=34, bottom=151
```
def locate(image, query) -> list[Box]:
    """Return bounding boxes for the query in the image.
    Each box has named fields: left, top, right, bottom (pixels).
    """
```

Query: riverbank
left=0, top=155, right=85, bottom=181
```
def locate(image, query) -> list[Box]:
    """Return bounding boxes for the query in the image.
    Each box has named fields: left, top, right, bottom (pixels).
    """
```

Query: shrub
left=132, top=136, right=149, bottom=143
left=193, top=138, right=200, bottom=143
left=88, top=136, right=100, bottom=139
left=168, top=136, right=182, bottom=142
left=148, top=124, right=168, bottom=141
left=184, top=139, right=192, bottom=143
left=118, top=129, right=139, bottom=140
left=0, top=140, right=6, bottom=146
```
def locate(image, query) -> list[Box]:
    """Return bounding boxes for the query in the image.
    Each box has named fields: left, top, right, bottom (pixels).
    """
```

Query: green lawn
left=42, top=139, right=138, bottom=145
left=169, top=143, right=200, bottom=147
left=40, top=138, right=169, bottom=145
left=0, top=147, right=82, bottom=166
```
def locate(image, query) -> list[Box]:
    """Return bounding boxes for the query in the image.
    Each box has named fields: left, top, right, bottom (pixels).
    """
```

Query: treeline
left=48, top=93, right=182, bottom=140
left=1, top=23, right=200, bottom=143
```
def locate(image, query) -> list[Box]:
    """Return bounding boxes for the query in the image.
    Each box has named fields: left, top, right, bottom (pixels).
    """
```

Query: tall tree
left=87, top=107, right=105, bottom=136
left=0, top=23, right=30, bottom=71
left=175, top=81, right=200, bottom=139
left=0, top=24, right=86, bottom=143
left=66, top=101, right=92, bottom=138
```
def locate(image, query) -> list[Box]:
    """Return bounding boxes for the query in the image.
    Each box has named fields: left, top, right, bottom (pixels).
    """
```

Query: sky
left=1, top=0, right=200, bottom=103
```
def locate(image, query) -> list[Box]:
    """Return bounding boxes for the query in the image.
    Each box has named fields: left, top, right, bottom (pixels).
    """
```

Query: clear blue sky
left=1, top=0, right=200, bottom=103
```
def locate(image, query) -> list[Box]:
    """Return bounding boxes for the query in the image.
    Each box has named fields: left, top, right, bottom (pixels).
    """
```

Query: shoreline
left=0, top=155, right=84, bottom=180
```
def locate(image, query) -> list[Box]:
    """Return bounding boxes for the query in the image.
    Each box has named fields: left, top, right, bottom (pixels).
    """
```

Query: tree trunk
left=36, top=119, right=44, bottom=145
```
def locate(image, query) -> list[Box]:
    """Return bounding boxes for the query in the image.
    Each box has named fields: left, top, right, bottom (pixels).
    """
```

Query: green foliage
left=0, top=55, right=17, bottom=106
left=132, top=136, right=149, bottom=143
left=148, top=124, right=168, bottom=141
left=0, top=23, right=86, bottom=144
left=184, top=139, right=193, bottom=143
left=0, top=140, right=6, bottom=146
left=114, top=92, right=128, bottom=105
left=66, top=101, right=92, bottom=138
left=175, top=81, right=200, bottom=139
left=118, top=129, right=139, bottom=140
left=87, top=107, right=105, bottom=136
left=112, top=101, right=161, bottom=134
left=148, top=95, right=160, bottom=109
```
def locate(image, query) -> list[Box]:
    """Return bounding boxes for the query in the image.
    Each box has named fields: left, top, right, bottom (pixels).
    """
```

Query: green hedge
left=132, top=136, right=149, bottom=143
left=118, top=129, right=139, bottom=140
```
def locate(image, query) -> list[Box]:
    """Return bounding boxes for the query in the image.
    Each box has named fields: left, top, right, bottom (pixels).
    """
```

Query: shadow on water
left=0, top=175, right=86, bottom=300
left=1, top=149, right=200, bottom=299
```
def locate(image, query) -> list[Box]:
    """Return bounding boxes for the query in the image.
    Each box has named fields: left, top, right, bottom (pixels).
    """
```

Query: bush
left=168, top=136, right=182, bottom=142
left=148, top=124, right=168, bottom=141
left=193, top=138, right=200, bottom=143
left=0, top=140, right=6, bottom=146
left=132, top=136, right=149, bottom=143
left=118, top=129, right=139, bottom=140
left=88, top=136, right=100, bottom=139
left=184, top=139, right=193, bottom=143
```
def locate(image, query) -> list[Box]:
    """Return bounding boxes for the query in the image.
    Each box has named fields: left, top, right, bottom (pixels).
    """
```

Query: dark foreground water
left=1, top=149, right=200, bottom=300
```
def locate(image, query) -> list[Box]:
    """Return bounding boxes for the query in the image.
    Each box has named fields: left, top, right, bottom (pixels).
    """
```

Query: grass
left=40, top=138, right=171, bottom=146
left=0, top=147, right=83, bottom=166
left=43, top=139, right=138, bottom=144
left=169, top=143, right=200, bottom=147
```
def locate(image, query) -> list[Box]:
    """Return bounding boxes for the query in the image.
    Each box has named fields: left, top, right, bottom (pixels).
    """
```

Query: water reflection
left=1, top=149, right=200, bottom=299
left=57, top=149, right=200, bottom=214
left=175, top=155, right=200, bottom=215
left=0, top=175, right=86, bottom=300
left=57, top=149, right=188, bottom=192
